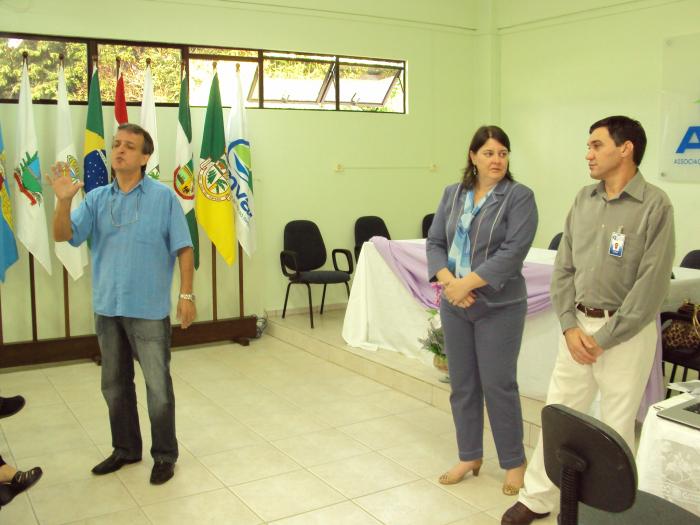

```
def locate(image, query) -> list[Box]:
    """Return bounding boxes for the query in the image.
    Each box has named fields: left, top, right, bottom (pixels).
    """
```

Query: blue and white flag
left=225, top=67, right=256, bottom=257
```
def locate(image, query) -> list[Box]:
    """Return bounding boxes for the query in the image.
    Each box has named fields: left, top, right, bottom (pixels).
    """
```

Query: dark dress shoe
left=92, top=454, right=141, bottom=475
left=150, top=461, right=175, bottom=485
left=0, top=396, right=26, bottom=419
left=502, top=502, right=551, bottom=525
left=0, top=484, right=15, bottom=507
left=0, top=467, right=43, bottom=508
left=7, top=467, right=43, bottom=493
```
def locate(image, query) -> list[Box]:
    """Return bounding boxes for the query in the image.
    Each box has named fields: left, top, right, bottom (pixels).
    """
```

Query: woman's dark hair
left=461, top=125, right=513, bottom=189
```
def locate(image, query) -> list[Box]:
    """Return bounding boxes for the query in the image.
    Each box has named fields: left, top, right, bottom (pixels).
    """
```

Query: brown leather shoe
left=501, top=502, right=550, bottom=525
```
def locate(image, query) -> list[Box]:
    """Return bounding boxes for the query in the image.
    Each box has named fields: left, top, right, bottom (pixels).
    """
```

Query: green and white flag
left=13, top=59, right=52, bottom=275
left=54, top=62, right=88, bottom=281
left=225, top=67, right=256, bottom=257
left=139, top=62, right=160, bottom=180
left=173, top=71, right=199, bottom=269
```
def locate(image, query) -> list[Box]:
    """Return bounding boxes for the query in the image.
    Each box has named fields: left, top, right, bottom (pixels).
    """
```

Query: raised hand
left=46, top=162, right=84, bottom=201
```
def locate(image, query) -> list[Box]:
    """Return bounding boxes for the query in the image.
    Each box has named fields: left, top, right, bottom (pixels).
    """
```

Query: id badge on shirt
left=609, top=231, right=625, bottom=257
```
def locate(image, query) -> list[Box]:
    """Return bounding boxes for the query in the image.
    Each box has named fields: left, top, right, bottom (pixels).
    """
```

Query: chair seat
left=663, top=347, right=700, bottom=368
left=579, top=491, right=700, bottom=524
left=297, top=270, right=350, bottom=284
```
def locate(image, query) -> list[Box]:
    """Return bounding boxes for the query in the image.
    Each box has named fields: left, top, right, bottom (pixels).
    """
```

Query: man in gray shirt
left=502, top=116, right=675, bottom=525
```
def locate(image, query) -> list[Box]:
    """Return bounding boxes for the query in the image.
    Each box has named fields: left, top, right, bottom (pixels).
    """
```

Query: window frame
left=0, top=31, right=406, bottom=114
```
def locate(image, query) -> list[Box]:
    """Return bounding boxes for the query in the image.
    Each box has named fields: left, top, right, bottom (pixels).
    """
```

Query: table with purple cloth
left=342, top=238, right=700, bottom=415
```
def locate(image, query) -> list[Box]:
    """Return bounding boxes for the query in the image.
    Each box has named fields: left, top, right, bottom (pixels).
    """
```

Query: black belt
left=576, top=304, right=617, bottom=318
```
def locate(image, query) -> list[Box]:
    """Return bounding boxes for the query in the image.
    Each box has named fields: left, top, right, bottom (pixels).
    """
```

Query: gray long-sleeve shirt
left=551, top=171, right=675, bottom=349
left=426, top=178, right=538, bottom=307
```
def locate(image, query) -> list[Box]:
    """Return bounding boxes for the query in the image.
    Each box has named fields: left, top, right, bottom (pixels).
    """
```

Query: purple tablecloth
left=370, top=236, right=663, bottom=421
left=370, top=236, right=552, bottom=314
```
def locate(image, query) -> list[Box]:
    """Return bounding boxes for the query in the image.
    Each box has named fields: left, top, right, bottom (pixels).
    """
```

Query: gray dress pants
left=440, top=299, right=527, bottom=469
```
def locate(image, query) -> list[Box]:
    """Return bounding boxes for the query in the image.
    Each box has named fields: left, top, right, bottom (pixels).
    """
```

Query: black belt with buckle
left=576, top=303, right=617, bottom=318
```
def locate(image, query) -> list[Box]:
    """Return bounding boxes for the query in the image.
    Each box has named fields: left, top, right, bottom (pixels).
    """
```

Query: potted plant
left=419, top=308, right=447, bottom=372
left=418, top=283, right=449, bottom=381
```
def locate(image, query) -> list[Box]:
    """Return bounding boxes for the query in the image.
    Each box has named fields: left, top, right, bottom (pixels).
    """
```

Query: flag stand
left=29, top=254, right=37, bottom=342
left=238, top=245, right=244, bottom=317
left=211, top=244, right=217, bottom=321
left=63, top=268, right=70, bottom=337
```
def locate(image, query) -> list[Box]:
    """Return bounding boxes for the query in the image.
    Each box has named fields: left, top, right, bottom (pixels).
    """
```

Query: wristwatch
left=179, top=293, right=195, bottom=301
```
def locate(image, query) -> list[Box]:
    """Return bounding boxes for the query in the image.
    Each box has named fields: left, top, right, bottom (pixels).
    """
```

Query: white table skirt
left=342, top=240, right=700, bottom=402
left=637, top=394, right=700, bottom=517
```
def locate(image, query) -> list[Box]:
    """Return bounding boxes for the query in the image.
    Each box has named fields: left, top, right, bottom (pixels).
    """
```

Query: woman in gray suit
left=427, top=126, right=538, bottom=495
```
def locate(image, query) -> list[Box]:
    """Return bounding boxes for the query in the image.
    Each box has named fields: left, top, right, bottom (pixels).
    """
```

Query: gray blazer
left=426, top=178, right=538, bottom=307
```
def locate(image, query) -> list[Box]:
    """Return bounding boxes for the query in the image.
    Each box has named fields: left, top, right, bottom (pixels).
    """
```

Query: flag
left=226, top=67, right=257, bottom=257
left=13, top=60, right=52, bottom=275
left=54, top=62, right=88, bottom=281
left=0, top=122, right=19, bottom=282
left=114, top=67, right=128, bottom=132
left=140, top=63, right=160, bottom=180
left=196, top=72, right=236, bottom=265
left=84, top=67, right=108, bottom=193
left=173, top=71, right=199, bottom=269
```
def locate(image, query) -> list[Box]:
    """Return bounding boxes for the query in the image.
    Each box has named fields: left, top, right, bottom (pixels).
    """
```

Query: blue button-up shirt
left=69, top=176, right=192, bottom=319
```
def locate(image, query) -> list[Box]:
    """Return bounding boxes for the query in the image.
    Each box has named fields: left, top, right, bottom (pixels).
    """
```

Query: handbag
left=662, top=302, right=700, bottom=352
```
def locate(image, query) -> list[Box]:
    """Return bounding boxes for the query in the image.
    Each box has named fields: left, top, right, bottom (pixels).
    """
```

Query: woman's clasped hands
left=443, top=278, right=477, bottom=308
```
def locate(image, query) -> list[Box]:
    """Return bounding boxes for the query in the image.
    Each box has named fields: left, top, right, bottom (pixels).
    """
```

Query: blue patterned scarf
left=447, top=189, right=492, bottom=278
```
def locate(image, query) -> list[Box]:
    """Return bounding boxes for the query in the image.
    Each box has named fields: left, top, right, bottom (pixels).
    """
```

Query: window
left=97, top=43, right=181, bottom=103
left=0, top=33, right=406, bottom=113
left=337, top=58, right=404, bottom=112
left=0, top=36, right=87, bottom=101
left=254, top=52, right=335, bottom=110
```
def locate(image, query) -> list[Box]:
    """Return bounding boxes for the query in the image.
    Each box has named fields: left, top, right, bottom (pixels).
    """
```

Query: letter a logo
left=676, top=126, right=700, bottom=153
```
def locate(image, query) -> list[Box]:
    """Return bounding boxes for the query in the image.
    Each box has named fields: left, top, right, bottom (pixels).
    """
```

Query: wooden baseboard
left=0, top=316, right=258, bottom=369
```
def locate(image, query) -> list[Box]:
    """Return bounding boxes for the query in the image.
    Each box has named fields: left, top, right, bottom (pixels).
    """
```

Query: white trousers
left=518, top=310, right=657, bottom=513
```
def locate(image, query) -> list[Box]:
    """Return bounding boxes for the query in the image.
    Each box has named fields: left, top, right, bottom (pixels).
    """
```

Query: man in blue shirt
left=49, top=123, right=195, bottom=485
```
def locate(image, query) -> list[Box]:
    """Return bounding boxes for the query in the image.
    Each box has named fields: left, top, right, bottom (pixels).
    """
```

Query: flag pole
left=116, top=56, right=120, bottom=79
left=211, top=60, right=218, bottom=322
left=58, top=53, right=72, bottom=337
left=234, top=63, right=245, bottom=318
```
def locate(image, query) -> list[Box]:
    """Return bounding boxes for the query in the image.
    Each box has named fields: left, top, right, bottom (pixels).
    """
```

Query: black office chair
left=542, top=404, right=700, bottom=524
left=680, top=250, right=700, bottom=270
left=662, top=249, right=700, bottom=396
left=280, top=220, right=353, bottom=329
left=422, top=213, right=435, bottom=238
left=549, top=232, right=563, bottom=251
left=354, top=215, right=390, bottom=263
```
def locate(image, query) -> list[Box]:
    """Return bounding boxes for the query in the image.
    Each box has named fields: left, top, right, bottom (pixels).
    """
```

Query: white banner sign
left=660, top=33, right=700, bottom=183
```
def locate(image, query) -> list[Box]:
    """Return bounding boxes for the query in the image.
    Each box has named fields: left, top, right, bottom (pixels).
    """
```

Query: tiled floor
left=0, top=317, right=560, bottom=525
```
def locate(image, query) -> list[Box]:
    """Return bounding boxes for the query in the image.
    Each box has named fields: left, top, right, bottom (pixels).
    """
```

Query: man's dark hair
left=112, top=123, right=154, bottom=177
left=461, top=125, right=514, bottom=190
left=589, top=116, right=647, bottom=166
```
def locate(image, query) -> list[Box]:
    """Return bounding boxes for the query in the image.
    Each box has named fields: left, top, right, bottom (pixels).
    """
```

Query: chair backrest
left=355, top=216, right=390, bottom=247
left=680, top=250, right=700, bottom=270
left=422, top=213, right=435, bottom=238
left=549, top=232, right=563, bottom=251
left=283, top=220, right=327, bottom=272
left=542, top=404, right=637, bottom=513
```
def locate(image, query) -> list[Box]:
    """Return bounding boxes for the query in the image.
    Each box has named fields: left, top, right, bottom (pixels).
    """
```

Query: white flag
left=225, top=68, right=256, bottom=257
left=139, top=63, right=160, bottom=180
left=54, top=63, right=88, bottom=281
left=13, top=61, right=52, bottom=275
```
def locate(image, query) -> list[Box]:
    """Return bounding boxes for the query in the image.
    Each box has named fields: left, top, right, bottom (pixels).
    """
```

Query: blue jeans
left=95, top=315, right=178, bottom=463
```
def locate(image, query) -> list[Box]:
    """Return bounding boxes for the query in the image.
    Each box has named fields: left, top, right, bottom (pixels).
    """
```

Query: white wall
left=0, top=0, right=479, bottom=342
left=496, top=0, right=699, bottom=256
